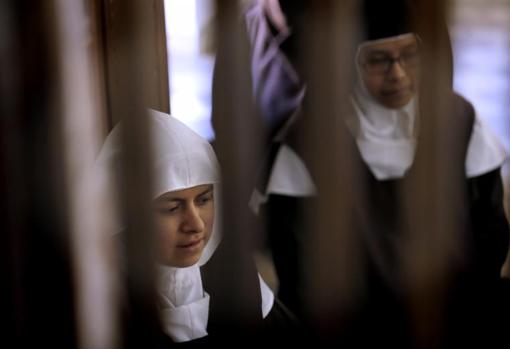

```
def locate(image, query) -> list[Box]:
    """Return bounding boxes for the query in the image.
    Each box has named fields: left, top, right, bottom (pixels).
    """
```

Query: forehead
left=358, top=33, right=418, bottom=55
left=155, top=184, right=213, bottom=202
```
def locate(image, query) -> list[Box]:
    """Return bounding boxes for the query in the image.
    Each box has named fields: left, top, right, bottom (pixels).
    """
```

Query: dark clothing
left=265, top=94, right=509, bottom=346
left=156, top=299, right=299, bottom=346
left=155, top=238, right=303, bottom=345
left=212, top=1, right=509, bottom=346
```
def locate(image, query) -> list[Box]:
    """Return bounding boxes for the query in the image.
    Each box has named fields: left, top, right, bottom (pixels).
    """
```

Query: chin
left=161, top=254, right=201, bottom=268
left=380, top=95, right=413, bottom=109
left=386, top=101, right=409, bottom=109
left=174, top=256, right=200, bottom=268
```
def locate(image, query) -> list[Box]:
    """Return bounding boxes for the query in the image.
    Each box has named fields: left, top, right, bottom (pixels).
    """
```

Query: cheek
left=362, top=75, right=384, bottom=99
left=155, top=218, right=178, bottom=250
left=409, top=71, right=419, bottom=88
left=203, top=209, right=215, bottom=241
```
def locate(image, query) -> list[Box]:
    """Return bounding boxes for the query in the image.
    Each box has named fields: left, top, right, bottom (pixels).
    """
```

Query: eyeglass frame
left=356, top=33, right=422, bottom=75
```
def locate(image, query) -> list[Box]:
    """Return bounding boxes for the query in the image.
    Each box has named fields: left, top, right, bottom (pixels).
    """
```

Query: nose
left=387, top=59, right=407, bottom=80
left=181, top=204, right=204, bottom=234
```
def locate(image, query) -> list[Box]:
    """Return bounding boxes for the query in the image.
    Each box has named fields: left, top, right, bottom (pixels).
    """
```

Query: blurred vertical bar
left=103, top=0, right=170, bottom=126
left=100, top=0, right=165, bottom=347
left=53, top=0, right=118, bottom=348
left=297, top=0, right=363, bottom=335
left=210, top=0, right=265, bottom=333
left=0, top=0, right=77, bottom=347
left=402, top=0, right=460, bottom=347
left=152, top=0, right=171, bottom=115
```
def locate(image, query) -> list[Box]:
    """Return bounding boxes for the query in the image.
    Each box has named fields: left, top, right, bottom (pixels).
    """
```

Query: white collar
left=349, top=85, right=418, bottom=180
left=349, top=87, right=507, bottom=179
left=465, top=113, right=507, bottom=177
left=158, top=264, right=205, bottom=308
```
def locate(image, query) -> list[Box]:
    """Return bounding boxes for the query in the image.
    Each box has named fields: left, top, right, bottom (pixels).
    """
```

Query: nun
left=96, top=110, right=298, bottom=344
left=222, top=0, right=510, bottom=345
left=341, top=0, right=509, bottom=346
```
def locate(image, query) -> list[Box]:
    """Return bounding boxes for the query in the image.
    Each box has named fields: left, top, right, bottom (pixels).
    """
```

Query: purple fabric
left=244, top=2, right=305, bottom=141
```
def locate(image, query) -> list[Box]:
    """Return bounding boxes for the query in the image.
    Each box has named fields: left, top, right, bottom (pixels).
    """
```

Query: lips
left=381, top=87, right=411, bottom=97
left=177, top=238, right=203, bottom=249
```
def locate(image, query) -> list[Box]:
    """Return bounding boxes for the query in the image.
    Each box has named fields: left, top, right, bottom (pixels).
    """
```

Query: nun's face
left=357, top=34, right=420, bottom=108
left=153, top=184, right=214, bottom=267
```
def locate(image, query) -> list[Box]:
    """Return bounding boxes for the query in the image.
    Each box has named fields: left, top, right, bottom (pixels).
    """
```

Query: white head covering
left=95, top=109, right=222, bottom=265
left=146, top=109, right=223, bottom=266
left=96, top=110, right=274, bottom=342
left=349, top=34, right=507, bottom=180
left=95, top=110, right=222, bottom=342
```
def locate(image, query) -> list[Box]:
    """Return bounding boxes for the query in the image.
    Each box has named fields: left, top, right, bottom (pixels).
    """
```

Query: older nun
left=224, top=0, right=509, bottom=346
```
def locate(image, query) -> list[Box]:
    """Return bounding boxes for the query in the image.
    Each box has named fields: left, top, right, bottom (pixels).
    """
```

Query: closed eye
left=196, top=192, right=213, bottom=206
left=366, top=56, right=391, bottom=65
left=156, top=203, right=180, bottom=214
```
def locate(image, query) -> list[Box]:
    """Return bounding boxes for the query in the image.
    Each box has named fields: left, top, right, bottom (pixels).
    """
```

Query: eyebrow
left=365, top=43, right=418, bottom=56
left=196, top=186, right=214, bottom=197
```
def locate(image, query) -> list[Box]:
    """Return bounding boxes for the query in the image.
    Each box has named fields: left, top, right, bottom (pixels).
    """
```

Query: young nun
left=96, top=110, right=297, bottom=344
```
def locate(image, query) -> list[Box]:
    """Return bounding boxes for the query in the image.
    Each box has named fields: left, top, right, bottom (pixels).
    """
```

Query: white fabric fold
left=258, top=274, right=275, bottom=318
left=466, top=114, right=508, bottom=177
left=159, top=293, right=210, bottom=342
left=350, top=82, right=507, bottom=179
left=355, top=138, right=416, bottom=180
left=249, top=188, right=269, bottom=216
left=158, top=265, right=205, bottom=308
left=248, top=144, right=316, bottom=215
left=349, top=85, right=418, bottom=180
left=158, top=265, right=210, bottom=342
left=97, top=111, right=221, bottom=342
left=266, top=144, right=317, bottom=197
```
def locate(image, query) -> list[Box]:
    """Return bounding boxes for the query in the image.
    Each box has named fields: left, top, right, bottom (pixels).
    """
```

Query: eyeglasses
left=359, top=47, right=420, bottom=75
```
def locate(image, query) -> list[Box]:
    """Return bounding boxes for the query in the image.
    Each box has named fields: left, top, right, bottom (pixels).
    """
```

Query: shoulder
left=451, top=92, right=475, bottom=130
left=463, top=103, right=508, bottom=177
left=447, top=92, right=508, bottom=177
